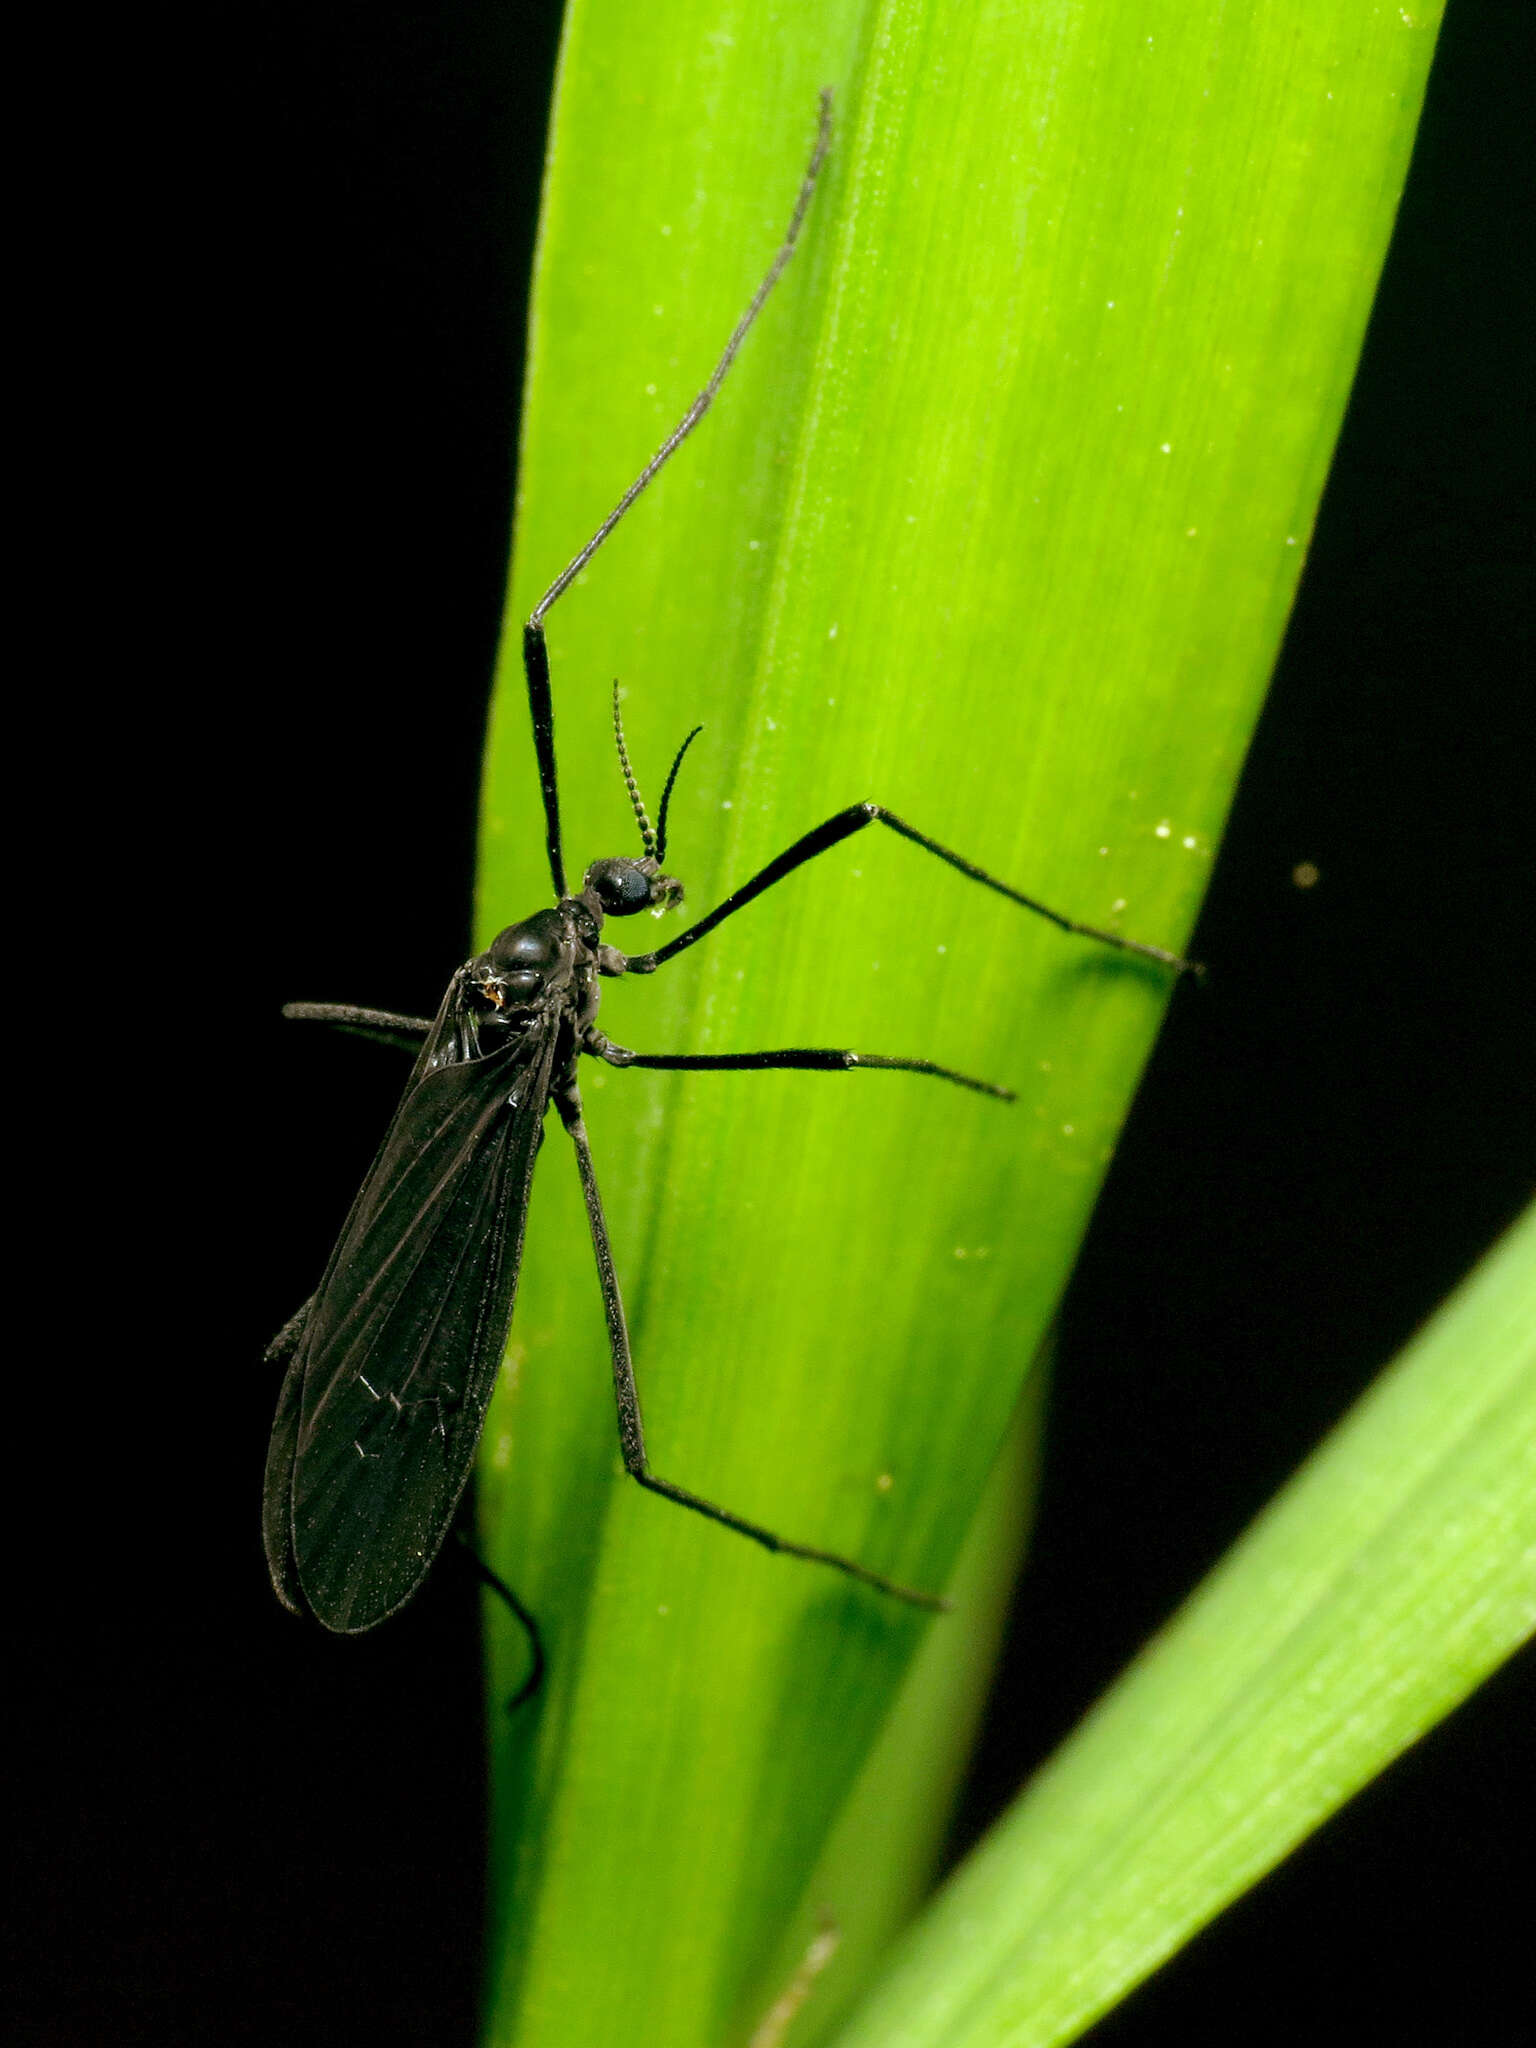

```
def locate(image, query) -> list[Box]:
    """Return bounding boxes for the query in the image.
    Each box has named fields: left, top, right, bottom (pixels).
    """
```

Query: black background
left=15, top=2, right=1530, bottom=2042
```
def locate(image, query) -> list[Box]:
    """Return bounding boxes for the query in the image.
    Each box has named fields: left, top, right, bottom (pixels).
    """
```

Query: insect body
left=263, top=93, right=1194, bottom=1639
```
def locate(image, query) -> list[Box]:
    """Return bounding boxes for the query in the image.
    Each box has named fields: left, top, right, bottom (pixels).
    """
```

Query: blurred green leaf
left=826, top=1202, right=1536, bottom=2048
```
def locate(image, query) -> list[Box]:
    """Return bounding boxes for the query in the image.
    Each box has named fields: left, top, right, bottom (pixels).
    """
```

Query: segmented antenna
left=611, top=682, right=657, bottom=857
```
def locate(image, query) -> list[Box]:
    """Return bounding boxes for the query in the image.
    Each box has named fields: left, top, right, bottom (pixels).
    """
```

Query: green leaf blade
left=826, top=1204, right=1536, bottom=2048
left=474, top=4, right=1449, bottom=2042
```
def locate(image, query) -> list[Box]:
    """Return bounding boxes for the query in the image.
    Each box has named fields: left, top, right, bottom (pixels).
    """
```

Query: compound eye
left=587, top=859, right=653, bottom=916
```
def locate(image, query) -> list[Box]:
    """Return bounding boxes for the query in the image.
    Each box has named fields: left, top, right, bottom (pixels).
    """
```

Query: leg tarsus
left=526, top=94, right=832, bottom=629
left=586, top=1031, right=1013, bottom=1101
left=456, top=1533, right=545, bottom=1713
left=630, top=1468, right=951, bottom=1611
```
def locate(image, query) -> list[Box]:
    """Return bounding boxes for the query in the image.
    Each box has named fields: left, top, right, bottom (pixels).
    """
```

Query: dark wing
left=263, top=978, right=560, bottom=1632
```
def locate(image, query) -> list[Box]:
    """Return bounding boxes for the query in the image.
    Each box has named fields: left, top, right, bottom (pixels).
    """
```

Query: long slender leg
left=587, top=1032, right=1014, bottom=1101
left=555, top=1084, right=948, bottom=1612
left=519, top=94, right=833, bottom=906
left=621, top=803, right=1201, bottom=977
left=280, top=1000, right=434, bottom=1053
left=455, top=1534, right=546, bottom=1713
left=282, top=1001, right=435, bottom=1035
left=526, top=95, right=831, bottom=632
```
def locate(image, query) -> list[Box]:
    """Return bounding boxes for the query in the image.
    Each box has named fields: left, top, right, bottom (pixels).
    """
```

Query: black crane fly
left=263, top=842, right=677, bottom=1634
left=263, top=93, right=1194, bottom=1645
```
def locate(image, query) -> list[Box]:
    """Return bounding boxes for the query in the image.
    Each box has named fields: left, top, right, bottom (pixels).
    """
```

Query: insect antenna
left=611, top=682, right=657, bottom=856
left=655, top=725, right=704, bottom=864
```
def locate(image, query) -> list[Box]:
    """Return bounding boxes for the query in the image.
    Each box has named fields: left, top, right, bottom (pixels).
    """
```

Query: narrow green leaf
left=474, top=4, right=1446, bottom=2043
left=826, top=1203, right=1536, bottom=2048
